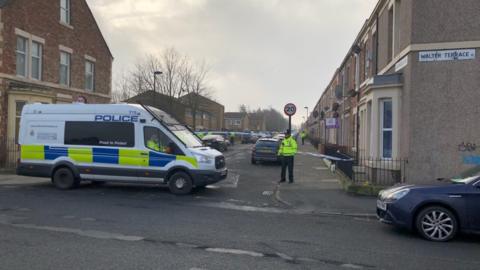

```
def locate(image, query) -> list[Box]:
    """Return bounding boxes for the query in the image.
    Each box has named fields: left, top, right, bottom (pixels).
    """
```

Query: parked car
left=202, top=135, right=228, bottom=152
left=273, top=133, right=285, bottom=141
left=377, top=165, right=480, bottom=241
left=241, top=133, right=256, bottom=144
left=251, top=138, right=281, bottom=165
left=211, top=132, right=231, bottom=146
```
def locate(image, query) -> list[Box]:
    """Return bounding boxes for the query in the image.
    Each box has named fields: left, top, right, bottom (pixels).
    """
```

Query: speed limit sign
left=284, top=103, right=297, bottom=116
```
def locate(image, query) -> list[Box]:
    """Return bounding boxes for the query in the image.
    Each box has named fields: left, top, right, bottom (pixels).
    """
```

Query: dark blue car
left=251, top=138, right=281, bottom=165
left=377, top=165, right=480, bottom=241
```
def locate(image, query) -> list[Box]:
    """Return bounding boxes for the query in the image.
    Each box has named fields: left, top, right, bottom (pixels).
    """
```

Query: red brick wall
left=0, top=0, right=112, bottom=96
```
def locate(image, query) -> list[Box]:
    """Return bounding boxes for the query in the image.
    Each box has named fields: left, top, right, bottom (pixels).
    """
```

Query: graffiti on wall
left=458, top=141, right=480, bottom=165
left=458, top=142, right=477, bottom=152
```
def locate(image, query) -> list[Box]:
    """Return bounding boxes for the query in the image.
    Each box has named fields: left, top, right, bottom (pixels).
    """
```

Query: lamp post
left=153, top=71, right=162, bottom=108
left=304, top=106, right=309, bottom=127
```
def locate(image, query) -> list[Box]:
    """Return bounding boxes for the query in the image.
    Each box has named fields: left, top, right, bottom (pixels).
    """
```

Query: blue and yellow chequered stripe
left=21, top=145, right=198, bottom=168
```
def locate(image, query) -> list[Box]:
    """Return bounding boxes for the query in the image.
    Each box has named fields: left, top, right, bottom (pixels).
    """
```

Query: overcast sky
left=87, top=0, right=377, bottom=126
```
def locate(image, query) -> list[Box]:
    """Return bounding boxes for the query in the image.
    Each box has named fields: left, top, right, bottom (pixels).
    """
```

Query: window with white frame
left=85, top=61, right=95, bottom=91
left=60, top=0, right=71, bottom=25
left=60, top=51, right=71, bottom=86
left=31, top=41, right=42, bottom=80
left=364, top=43, right=370, bottom=80
left=16, top=36, right=28, bottom=77
left=380, top=99, right=393, bottom=159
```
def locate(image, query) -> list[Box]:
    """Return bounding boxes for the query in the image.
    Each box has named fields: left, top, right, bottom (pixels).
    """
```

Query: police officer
left=229, top=132, right=235, bottom=145
left=278, top=129, right=298, bottom=183
left=147, top=134, right=162, bottom=152
left=301, top=130, right=307, bottom=145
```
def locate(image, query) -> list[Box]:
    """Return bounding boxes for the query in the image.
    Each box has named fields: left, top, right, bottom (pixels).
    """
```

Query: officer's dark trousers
left=281, top=156, right=294, bottom=182
left=302, top=138, right=305, bottom=145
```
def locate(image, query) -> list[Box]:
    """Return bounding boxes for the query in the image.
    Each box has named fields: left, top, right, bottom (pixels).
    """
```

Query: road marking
left=341, top=263, right=364, bottom=269
left=208, top=173, right=239, bottom=188
left=200, top=202, right=285, bottom=214
left=320, top=179, right=339, bottom=183
left=262, top=191, right=273, bottom=196
left=205, top=248, right=264, bottom=257
left=314, top=166, right=328, bottom=170
left=273, top=184, right=292, bottom=207
left=0, top=215, right=144, bottom=242
left=275, top=252, right=294, bottom=261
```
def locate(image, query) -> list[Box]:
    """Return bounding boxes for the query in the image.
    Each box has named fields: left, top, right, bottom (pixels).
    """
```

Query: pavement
left=275, top=142, right=376, bottom=216
left=0, top=143, right=480, bottom=270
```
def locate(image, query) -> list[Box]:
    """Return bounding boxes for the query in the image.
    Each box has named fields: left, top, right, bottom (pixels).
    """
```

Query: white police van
left=17, top=103, right=227, bottom=195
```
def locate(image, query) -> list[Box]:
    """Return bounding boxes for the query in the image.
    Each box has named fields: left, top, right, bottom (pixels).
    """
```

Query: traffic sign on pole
left=284, top=103, right=296, bottom=132
left=284, top=103, right=296, bottom=116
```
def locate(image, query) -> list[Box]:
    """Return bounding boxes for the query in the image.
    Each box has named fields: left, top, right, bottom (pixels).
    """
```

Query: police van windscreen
left=148, top=106, right=180, bottom=125
left=169, top=125, right=203, bottom=148
left=148, top=106, right=203, bottom=148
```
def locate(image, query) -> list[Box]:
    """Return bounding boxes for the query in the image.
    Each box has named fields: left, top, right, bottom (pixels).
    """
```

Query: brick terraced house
left=0, top=0, right=113, bottom=168
left=307, top=0, right=480, bottom=184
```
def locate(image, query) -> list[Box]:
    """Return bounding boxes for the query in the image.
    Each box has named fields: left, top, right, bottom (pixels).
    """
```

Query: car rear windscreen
left=256, top=141, right=278, bottom=147
left=64, top=121, right=135, bottom=147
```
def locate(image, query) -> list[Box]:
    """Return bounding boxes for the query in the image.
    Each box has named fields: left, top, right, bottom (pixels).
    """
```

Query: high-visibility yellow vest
left=278, top=136, right=297, bottom=156
left=301, top=132, right=307, bottom=138
left=147, top=140, right=160, bottom=152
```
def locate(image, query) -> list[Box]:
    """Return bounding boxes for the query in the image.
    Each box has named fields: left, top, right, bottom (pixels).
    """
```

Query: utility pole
left=153, top=71, right=163, bottom=108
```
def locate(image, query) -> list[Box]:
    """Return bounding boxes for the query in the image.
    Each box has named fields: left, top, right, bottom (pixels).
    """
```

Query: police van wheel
left=52, top=167, right=79, bottom=190
left=168, top=172, right=193, bottom=195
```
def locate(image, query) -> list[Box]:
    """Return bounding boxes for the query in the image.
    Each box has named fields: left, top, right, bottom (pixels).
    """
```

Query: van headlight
left=194, top=154, right=213, bottom=164
left=384, top=188, right=410, bottom=202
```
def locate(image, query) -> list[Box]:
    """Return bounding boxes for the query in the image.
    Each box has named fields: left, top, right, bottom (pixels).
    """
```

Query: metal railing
left=0, top=138, right=19, bottom=170
left=323, top=143, right=407, bottom=186
left=351, top=155, right=408, bottom=186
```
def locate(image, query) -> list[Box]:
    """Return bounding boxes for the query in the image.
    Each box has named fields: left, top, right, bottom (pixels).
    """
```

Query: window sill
left=59, top=21, right=74, bottom=30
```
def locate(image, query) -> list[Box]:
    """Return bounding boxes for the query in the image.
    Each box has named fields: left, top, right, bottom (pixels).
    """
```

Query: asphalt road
left=1, top=143, right=480, bottom=270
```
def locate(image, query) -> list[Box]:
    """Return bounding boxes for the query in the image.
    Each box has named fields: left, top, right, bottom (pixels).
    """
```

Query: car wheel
left=415, top=206, right=458, bottom=242
left=52, top=167, right=79, bottom=190
left=168, top=171, right=193, bottom=195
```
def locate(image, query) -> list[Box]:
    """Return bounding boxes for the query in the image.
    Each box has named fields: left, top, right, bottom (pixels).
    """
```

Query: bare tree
left=111, top=73, right=131, bottom=103
left=179, top=60, right=212, bottom=129
left=157, top=48, right=183, bottom=99
left=111, top=48, right=214, bottom=129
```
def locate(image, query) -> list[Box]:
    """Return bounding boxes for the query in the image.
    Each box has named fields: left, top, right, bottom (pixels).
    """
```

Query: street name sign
left=419, top=49, right=476, bottom=62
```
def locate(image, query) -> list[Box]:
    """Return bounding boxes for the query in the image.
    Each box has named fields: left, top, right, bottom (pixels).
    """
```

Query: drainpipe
left=352, top=45, right=362, bottom=162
